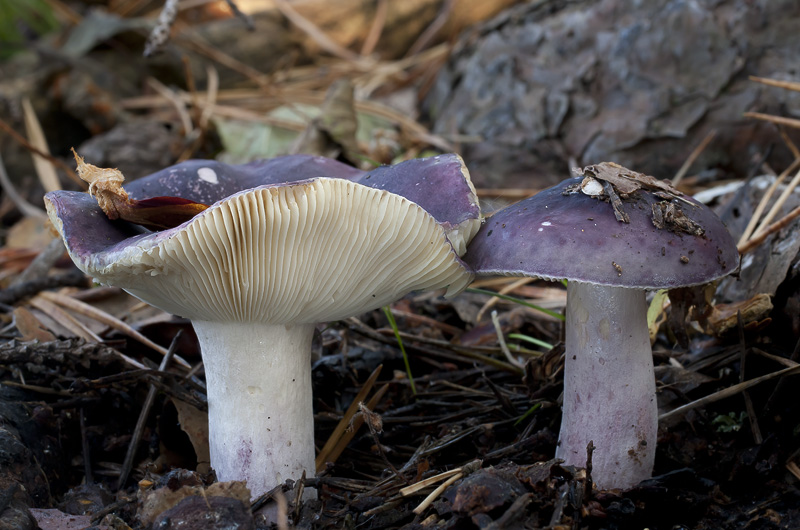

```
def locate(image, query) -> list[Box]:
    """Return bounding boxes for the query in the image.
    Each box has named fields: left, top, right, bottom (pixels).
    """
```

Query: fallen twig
left=660, top=363, right=800, bottom=421
left=143, top=0, right=178, bottom=57
left=117, top=331, right=181, bottom=489
left=10, top=238, right=65, bottom=287
left=315, top=365, right=382, bottom=471
left=0, top=269, right=88, bottom=306
left=738, top=203, right=800, bottom=254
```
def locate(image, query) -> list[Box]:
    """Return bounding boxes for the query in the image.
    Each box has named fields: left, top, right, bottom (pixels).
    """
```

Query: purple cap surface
left=464, top=176, right=739, bottom=289
left=354, top=154, right=480, bottom=255
left=124, top=155, right=364, bottom=204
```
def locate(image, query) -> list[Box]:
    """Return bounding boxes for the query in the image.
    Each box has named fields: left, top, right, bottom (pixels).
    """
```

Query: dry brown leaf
left=171, top=397, right=210, bottom=474
left=29, top=295, right=100, bottom=342
left=706, top=293, right=773, bottom=336
left=5, top=216, right=55, bottom=250
left=12, top=307, right=56, bottom=342
left=139, top=480, right=250, bottom=526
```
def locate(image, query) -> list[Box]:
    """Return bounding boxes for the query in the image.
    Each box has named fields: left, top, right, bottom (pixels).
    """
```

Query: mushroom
left=120, top=154, right=480, bottom=254
left=45, top=154, right=479, bottom=499
left=463, top=162, right=739, bottom=489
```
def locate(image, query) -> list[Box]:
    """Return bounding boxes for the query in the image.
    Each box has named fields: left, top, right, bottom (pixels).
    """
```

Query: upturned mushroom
left=463, top=162, right=739, bottom=489
left=45, top=154, right=479, bottom=499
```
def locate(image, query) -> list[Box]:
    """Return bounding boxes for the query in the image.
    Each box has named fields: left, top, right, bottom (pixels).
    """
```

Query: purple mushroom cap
left=353, top=154, right=480, bottom=253
left=79, top=153, right=478, bottom=255
left=123, top=155, right=364, bottom=204
left=465, top=176, right=739, bottom=289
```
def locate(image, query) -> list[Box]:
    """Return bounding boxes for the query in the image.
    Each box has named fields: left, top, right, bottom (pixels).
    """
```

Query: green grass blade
left=382, top=306, right=416, bottom=395
left=508, top=333, right=553, bottom=350
left=514, top=402, right=542, bottom=426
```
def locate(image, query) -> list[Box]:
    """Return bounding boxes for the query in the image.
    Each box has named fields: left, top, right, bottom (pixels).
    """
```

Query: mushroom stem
left=192, top=321, right=317, bottom=499
left=556, top=282, right=657, bottom=490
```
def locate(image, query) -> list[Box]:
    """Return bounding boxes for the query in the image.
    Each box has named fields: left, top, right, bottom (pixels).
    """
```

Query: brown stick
left=738, top=203, right=800, bottom=254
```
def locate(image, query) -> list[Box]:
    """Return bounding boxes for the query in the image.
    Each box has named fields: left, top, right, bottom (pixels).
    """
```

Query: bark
left=427, top=0, right=800, bottom=188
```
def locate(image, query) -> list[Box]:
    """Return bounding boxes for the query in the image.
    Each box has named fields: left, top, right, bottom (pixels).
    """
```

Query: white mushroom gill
left=95, top=178, right=471, bottom=323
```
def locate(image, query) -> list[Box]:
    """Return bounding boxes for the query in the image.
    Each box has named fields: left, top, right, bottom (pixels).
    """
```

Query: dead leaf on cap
left=574, top=161, right=683, bottom=198
left=73, top=149, right=208, bottom=230
left=652, top=201, right=705, bottom=236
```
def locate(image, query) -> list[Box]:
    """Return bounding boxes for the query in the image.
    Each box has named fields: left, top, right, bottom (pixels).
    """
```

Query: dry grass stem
left=751, top=166, right=800, bottom=239
left=147, top=78, right=194, bottom=135
left=490, top=310, right=524, bottom=369
left=29, top=296, right=100, bottom=342
left=749, top=75, right=800, bottom=92
left=739, top=203, right=800, bottom=254
left=176, top=28, right=271, bottom=86
left=405, top=0, right=454, bottom=58
left=0, top=116, right=83, bottom=187
left=737, top=159, right=800, bottom=246
left=660, top=363, right=800, bottom=421
left=779, top=127, right=800, bottom=159
left=787, top=461, right=800, bottom=482
left=360, top=0, right=388, bottom=56
left=399, top=468, right=463, bottom=496
left=200, top=65, right=219, bottom=129
left=0, top=153, right=47, bottom=218
left=316, top=365, right=383, bottom=471
left=273, top=0, right=368, bottom=65
left=123, top=81, right=452, bottom=150
left=325, top=384, right=390, bottom=473
left=753, top=348, right=800, bottom=368
left=672, top=129, right=717, bottom=186
left=38, top=291, right=192, bottom=369
left=744, top=111, right=800, bottom=131
left=412, top=473, right=461, bottom=514
left=117, top=332, right=180, bottom=489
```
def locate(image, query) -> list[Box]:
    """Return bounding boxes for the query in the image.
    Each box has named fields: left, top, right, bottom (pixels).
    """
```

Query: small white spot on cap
left=538, top=228, right=544, bottom=232
left=197, top=167, right=219, bottom=184
left=541, top=221, right=552, bottom=226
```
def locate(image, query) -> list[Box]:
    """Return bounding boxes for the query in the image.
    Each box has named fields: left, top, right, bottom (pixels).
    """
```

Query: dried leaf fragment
left=72, top=149, right=208, bottom=230
left=574, top=161, right=683, bottom=197
left=706, top=293, right=773, bottom=336
left=603, top=180, right=629, bottom=223
left=651, top=201, right=705, bottom=236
